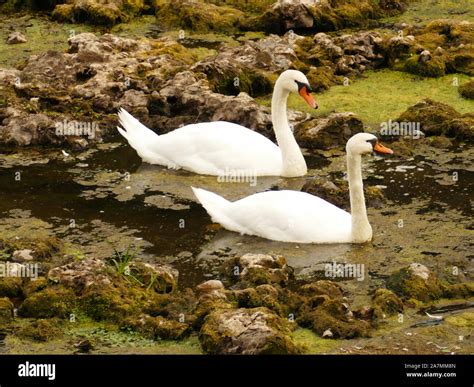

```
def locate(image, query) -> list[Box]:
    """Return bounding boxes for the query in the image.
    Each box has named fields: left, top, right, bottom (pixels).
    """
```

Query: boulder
left=48, top=258, right=111, bottom=294
left=199, top=307, right=299, bottom=354
left=295, top=112, right=364, bottom=149
left=386, top=263, right=445, bottom=302
left=459, top=80, right=474, bottom=99
left=236, top=253, right=293, bottom=287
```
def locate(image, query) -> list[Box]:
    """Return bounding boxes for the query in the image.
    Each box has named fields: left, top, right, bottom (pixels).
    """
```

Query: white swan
left=192, top=133, right=394, bottom=244
left=117, top=70, right=317, bottom=177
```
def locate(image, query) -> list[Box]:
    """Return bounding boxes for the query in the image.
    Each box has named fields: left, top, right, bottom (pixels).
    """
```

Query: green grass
left=382, top=0, right=474, bottom=24
left=257, top=69, right=473, bottom=128
left=292, top=328, right=340, bottom=354
left=0, top=14, right=95, bottom=67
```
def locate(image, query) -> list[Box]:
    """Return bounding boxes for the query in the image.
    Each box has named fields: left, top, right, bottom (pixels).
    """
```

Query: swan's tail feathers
left=117, top=108, right=160, bottom=162
left=191, top=186, right=235, bottom=223
left=117, top=126, right=129, bottom=141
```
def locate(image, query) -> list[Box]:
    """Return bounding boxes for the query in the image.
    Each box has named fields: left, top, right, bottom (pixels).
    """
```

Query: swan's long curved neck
left=271, top=85, right=307, bottom=177
left=347, top=152, right=372, bottom=243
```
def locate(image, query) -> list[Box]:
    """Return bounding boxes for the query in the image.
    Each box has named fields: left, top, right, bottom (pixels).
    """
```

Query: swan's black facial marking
left=366, top=138, right=377, bottom=147
left=295, top=80, right=313, bottom=93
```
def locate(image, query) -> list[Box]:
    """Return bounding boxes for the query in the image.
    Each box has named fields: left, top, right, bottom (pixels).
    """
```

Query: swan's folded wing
left=156, top=122, right=282, bottom=175
left=227, top=190, right=352, bottom=243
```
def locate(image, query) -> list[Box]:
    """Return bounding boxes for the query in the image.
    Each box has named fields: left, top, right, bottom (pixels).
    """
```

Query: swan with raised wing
left=117, top=70, right=317, bottom=177
left=192, top=133, right=393, bottom=244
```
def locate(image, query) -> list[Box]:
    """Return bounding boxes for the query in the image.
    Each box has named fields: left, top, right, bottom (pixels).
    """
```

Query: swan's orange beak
left=374, top=141, right=393, bottom=154
left=299, top=86, right=318, bottom=109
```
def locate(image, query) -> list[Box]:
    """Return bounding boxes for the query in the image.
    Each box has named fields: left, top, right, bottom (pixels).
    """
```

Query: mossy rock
left=199, top=307, right=300, bottom=354
left=79, top=284, right=140, bottom=322
left=386, top=265, right=445, bottom=302
left=153, top=0, right=243, bottom=32
left=230, top=285, right=287, bottom=317
left=52, top=0, right=146, bottom=25
left=122, top=314, right=190, bottom=340
left=459, top=81, right=474, bottom=99
left=128, top=262, right=178, bottom=294
left=192, top=295, right=235, bottom=329
left=0, top=297, right=14, bottom=324
left=442, top=282, right=474, bottom=298
left=22, top=277, right=49, bottom=297
left=18, top=286, right=76, bottom=318
left=16, top=319, right=64, bottom=342
left=298, top=298, right=370, bottom=339
left=404, top=55, right=446, bottom=77
left=306, top=66, right=341, bottom=92
left=209, top=69, right=273, bottom=98
left=448, top=52, right=474, bottom=76
left=0, top=277, right=23, bottom=298
left=372, top=288, right=403, bottom=320
left=396, top=98, right=461, bottom=137
left=301, top=178, right=385, bottom=210
left=298, top=280, right=344, bottom=300
left=144, top=289, right=198, bottom=325
left=0, top=236, right=62, bottom=260
left=446, top=114, right=474, bottom=142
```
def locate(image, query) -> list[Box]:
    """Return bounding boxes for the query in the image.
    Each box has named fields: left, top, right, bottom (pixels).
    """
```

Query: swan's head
left=346, top=133, right=394, bottom=156
left=277, top=70, right=318, bottom=109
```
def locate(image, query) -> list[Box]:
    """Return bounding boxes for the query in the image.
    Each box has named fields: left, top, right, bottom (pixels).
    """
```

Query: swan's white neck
left=271, top=84, right=307, bottom=177
left=347, top=152, right=372, bottom=243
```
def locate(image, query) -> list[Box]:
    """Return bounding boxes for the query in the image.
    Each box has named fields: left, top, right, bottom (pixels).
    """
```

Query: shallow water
left=1, top=136, right=472, bottom=300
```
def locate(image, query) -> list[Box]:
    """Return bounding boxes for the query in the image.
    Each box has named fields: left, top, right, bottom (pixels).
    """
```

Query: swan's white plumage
left=192, top=187, right=352, bottom=244
left=117, top=108, right=283, bottom=176
left=117, top=69, right=314, bottom=177
left=192, top=133, right=390, bottom=244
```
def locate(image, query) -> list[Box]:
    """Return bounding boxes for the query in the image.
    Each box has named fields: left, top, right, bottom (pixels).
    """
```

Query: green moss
left=372, top=288, right=404, bottom=320
left=445, top=312, right=474, bottom=328
left=0, top=277, right=23, bottom=298
left=291, top=328, right=340, bottom=354
left=443, top=282, right=474, bottom=298
left=0, top=297, right=14, bottom=324
left=306, top=66, right=342, bottom=92
left=446, top=114, right=474, bottom=142
left=79, top=285, right=139, bottom=322
left=386, top=267, right=445, bottom=302
left=298, top=298, right=371, bottom=339
left=154, top=0, right=243, bottom=33
left=22, top=277, right=50, bottom=297
left=396, top=98, right=461, bottom=136
left=298, top=281, right=344, bottom=300
left=230, top=286, right=286, bottom=316
left=16, top=319, right=64, bottom=342
left=404, top=55, right=446, bottom=77
left=18, top=286, right=76, bottom=318
left=144, top=289, right=198, bottom=324
left=0, top=236, right=62, bottom=260
left=459, top=80, right=474, bottom=99
left=122, top=314, right=190, bottom=340
left=210, top=69, right=273, bottom=98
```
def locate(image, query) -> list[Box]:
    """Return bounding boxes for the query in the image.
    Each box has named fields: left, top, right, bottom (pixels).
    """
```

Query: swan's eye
left=366, top=138, right=377, bottom=146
